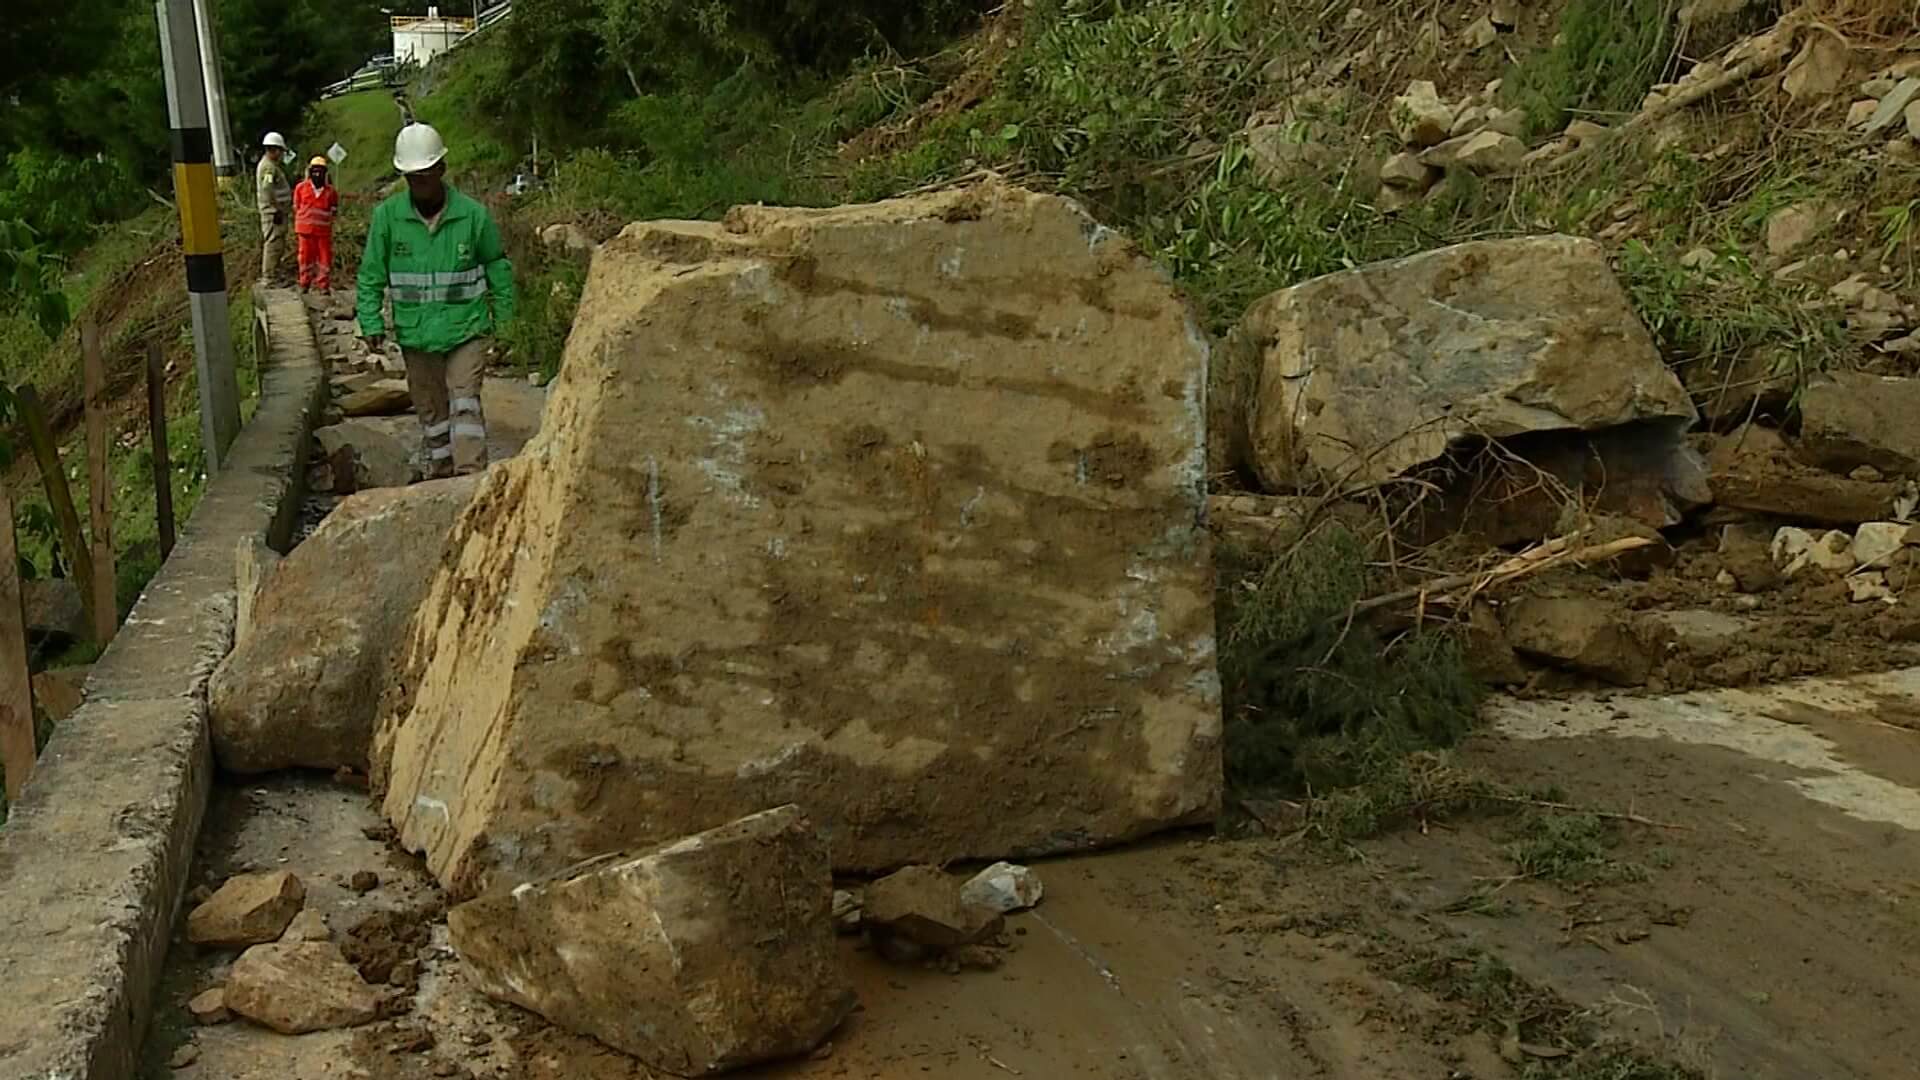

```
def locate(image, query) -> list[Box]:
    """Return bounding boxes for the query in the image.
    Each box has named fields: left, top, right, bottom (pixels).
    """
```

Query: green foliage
left=1503, top=0, right=1683, bottom=135
left=1218, top=525, right=1485, bottom=797
left=1504, top=811, right=1649, bottom=885
left=299, top=92, right=405, bottom=195
left=0, top=219, right=70, bottom=339
left=497, top=260, right=586, bottom=381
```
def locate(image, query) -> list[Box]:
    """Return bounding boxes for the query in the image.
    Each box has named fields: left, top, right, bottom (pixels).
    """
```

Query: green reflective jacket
left=357, top=185, right=516, bottom=354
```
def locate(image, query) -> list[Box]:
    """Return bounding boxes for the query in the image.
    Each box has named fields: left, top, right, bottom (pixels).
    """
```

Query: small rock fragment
left=1854, top=522, right=1910, bottom=568
left=1393, top=80, right=1456, bottom=147
left=1851, top=573, right=1894, bottom=603
left=1766, top=202, right=1835, bottom=258
left=188, top=872, right=306, bottom=948
left=866, top=865, right=1006, bottom=948
left=349, top=871, right=381, bottom=894
left=1849, top=98, right=1882, bottom=128
left=832, top=889, right=864, bottom=935
left=1786, top=529, right=1859, bottom=579
left=1425, top=130, right=1527, bottom=173
left=225, top=942, right=382, bottom=1035
left=959, top=862, right=1045, bottom=915
left=339, top=380, right=412, bottom=418
left=1781, top=33, right=1851, bottom=102
left=169, top=1042, right=200, bottom=1070
left=187, top=988, right=231, bottom=1026
left=1565, top=119, right=1610, bottom=146
left=280, top=909, right=332, bottom=944
left=1503, top=596, right=1653, bottom=687
left=1462, top=15, right=1499, bottom=50
left=1380, top=151, right=1437, bottom=191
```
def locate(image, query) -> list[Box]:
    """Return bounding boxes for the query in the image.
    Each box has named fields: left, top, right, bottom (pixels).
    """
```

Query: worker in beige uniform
left=256, top=132, right=293, bottom=286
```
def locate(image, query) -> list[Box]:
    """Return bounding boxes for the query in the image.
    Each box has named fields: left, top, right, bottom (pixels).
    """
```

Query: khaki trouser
left=260, top=217, right=288, bottom=285
left=402, top=338, right=490, bottom=478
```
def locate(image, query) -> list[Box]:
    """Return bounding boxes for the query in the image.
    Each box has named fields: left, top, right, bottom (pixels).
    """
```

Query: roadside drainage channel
left=0, top=287, right=327, bottom=1080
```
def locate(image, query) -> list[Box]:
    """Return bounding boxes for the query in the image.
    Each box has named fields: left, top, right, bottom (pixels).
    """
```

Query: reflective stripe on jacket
left=355, top=185, right=516, bottom=354
left=293, top=180, right=338, bottom=235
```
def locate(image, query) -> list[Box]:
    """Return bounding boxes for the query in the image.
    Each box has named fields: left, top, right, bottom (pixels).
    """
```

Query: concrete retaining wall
left=0, top=290, right=326, bottom=1079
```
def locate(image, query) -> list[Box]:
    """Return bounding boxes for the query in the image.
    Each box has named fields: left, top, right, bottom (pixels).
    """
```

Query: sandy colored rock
left=233, top=536, right=280, bottom=644
left=540, top=222, right=597, bottom=258
left=960, top=861, right=1045, bottom=914
left=280, top=909, right=332, bottom=943
left=340, top=380, right=412, bottom=417
left=1233, top=234, right=1695, bottom=493
left=449, top=806, right=853, bottom=1076
left=1424, top=130, right=1526, bottom=173
left=1379, top=151, right=1436, bottom=190
left=187, top=872, right=306, bottom=948
left=1765, top=201, right=1836, bottom=258
left=1853, top=523, right=1909, bottom=569
left=1638, top=610, right=1751, bottom=663
left=188, top=988, right=231, bottom=1026
left=1799, top=372, right=1920, bottom=478
left=374, top=181, right=1219, bottom=895
left=1504, top=596, right=1652, bottom=687
left=315, top=419, right=415, bottom=492
left=1785, top=530, right=1858, bottom=579
left=865, top=865, right=1005, bottom=948
left=1782, top=33, right=1852, bottom=102
left=1908, top=100, right=1920, bottom=141
left=225, top=942, right=381, bottom=1035
left=1392, top=80, right=1454, bottom=147
left=209, top=477, right=479, bottom=774
left=29, top=666, right=88, bottom=725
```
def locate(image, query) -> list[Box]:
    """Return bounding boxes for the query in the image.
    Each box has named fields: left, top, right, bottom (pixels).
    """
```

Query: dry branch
left=1346, top=534, right=1657, bottom=618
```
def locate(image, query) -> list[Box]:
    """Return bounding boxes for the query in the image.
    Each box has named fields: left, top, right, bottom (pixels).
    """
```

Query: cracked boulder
left=374, top=180, right=1220, bottom=897
left=1225, top=235, right=1698, bottom=499
left=449, top=806, right=852, bottom=1076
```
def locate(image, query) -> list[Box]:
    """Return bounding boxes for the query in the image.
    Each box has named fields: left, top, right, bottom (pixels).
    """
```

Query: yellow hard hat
left=309, top=156, right=330, bottom=169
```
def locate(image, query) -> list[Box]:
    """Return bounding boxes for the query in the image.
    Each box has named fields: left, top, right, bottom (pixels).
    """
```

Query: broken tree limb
left=1347, top=535, right=1658, bottom=618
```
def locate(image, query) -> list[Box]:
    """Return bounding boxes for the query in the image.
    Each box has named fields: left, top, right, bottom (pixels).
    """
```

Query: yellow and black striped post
left=155, top=0, right=241, bottom=472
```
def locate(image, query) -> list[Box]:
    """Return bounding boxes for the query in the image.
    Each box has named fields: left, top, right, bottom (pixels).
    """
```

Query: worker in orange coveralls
left=293, top=156, right=340, bottom=292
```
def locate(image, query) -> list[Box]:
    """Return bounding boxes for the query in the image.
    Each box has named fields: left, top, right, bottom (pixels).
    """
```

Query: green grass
left=1504, top=810, right=1650, bottom=886
left=300, top=90, right=407, bottom=196
left=1502, top=0, right=1683, bottom=134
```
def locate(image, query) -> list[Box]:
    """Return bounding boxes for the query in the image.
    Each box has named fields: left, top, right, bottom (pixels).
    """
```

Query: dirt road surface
left=144, top=662, right=1920, bottom=1080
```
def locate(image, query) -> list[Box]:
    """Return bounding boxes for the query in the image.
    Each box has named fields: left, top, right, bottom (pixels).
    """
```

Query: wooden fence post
left=83, top=319, right=117, bottom=645
left=14, top=385, right=96, bottom=636
left=0, top=486, right=36, bottom=805
left=148, top=341, right=177, bottom=559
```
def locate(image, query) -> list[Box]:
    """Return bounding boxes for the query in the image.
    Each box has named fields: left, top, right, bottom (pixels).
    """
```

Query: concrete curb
left=0, top=289, right=326, bottom=1080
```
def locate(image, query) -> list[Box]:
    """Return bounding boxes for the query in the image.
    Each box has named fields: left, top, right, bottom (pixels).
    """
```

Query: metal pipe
left=154, top=0, right=242, bottom=474
left=189, top=0, right=237, bottom=177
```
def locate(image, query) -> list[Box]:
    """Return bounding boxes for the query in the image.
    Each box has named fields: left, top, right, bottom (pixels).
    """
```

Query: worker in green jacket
left=358, top=123, right=516, bottom=479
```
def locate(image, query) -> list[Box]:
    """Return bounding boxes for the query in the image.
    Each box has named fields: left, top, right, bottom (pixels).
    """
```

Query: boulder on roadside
left=234, top=536, right=280, bottom=645
left=375, top=180, right=1221, bottom=896
left=1798, top=372, right=1920, bottom=478
left=1503, top=596, right=1653, bottom=687
left=315, top=420, right=416, bottom=493
left=340, top=380, right=412, bottom=418
left=1230, top=234, right=1697, bottom=495
left=225, top=942, right=382, bottom=1035
left=865, top=865, right=1005, bottom=948
left=187, top=871, right=306, bottom=948
left=449, top=805, right=853, bottom=1076
left=209, top=478, right=479, bottom=774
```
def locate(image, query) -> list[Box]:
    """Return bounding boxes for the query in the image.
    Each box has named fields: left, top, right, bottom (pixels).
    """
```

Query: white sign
left=328, top=142, right=349, bottom=165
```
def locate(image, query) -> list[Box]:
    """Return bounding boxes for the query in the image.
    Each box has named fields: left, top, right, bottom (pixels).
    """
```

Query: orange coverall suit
left=293, top=178, right=340, bottom=290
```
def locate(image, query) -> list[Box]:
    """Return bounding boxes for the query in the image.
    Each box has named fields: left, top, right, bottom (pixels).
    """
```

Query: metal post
left=190, top=0, right=238, bottom=178
left=155, top=0, right=242, bottom=475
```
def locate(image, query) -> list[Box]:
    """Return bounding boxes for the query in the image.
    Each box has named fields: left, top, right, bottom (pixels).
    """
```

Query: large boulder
left=449, top=806, right=852, bottom=1075
left=209, top=477, right=478, bottom=773
left=1227, top=235, right=1698, bottom=494
left=375, top=180, right=1220, bottom=897
left=314, top=419, right=416, bottom=492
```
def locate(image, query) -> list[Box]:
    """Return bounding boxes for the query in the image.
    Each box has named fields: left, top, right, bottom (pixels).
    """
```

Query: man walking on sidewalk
left=256, top=132, right=293, bottom=286
left=356, top=124, right=516, bottom=478
left=294, top=156, right=339, bottom=293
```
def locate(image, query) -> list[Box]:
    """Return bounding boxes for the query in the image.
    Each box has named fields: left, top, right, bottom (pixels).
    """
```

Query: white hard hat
left=262, top=132, right=288, bottom=150
left=393, top=124, right=448, bottom=174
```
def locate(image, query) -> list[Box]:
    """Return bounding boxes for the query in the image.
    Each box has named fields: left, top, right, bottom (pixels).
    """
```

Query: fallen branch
left=1479, top=795, right=1692, bottom=831
left=1346, top=534, right=1657, bottom=618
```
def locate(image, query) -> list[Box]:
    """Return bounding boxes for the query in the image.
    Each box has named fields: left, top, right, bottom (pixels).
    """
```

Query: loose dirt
left=152, top=664, right=1920, bottom=1079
